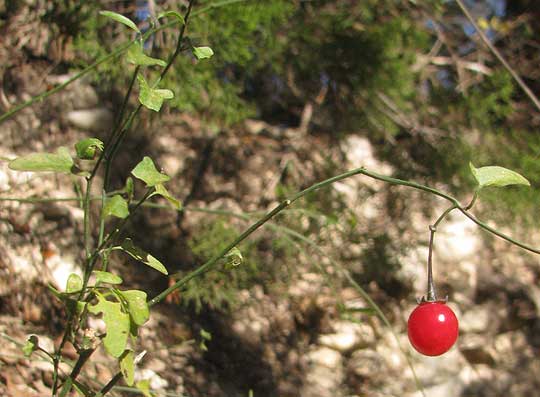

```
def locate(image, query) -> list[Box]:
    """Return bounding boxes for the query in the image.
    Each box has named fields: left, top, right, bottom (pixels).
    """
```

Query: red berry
left=407, top=301, right=459, bottom=356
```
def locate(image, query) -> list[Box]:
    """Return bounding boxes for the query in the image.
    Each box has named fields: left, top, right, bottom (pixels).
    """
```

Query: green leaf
left=200, top=328, right=212, bottom=341
left=224, top=247, right=243, bottom=269
left=150, top=184, right=181, bottom=209
left=22, top=335, right=39, bottom=357
left=127, top=43, right=167, bottom=67
left=88, top=295, right=130, bottom=358
left=103, top=195, right=129, bottom=219
left=99, top=10, right=140, bottom=33
left=193, top=46, right=214, bottom=60
left=119, top=238, right=168, bottom=275
left=199, top=328, right=212, bottom=352
left=75, top=138, right=104, bottom=160
left=93, top=270, right=123, bottom=285
left=135, top=380, right=154, bottom=397
left=470, top=163, right=531, bottom=189
left=48, top=284, right=64, bottom=300
left=137, top=75, right=174, bottom=112
left=157, top=10, right=185, bottom=25
left=58, top=377, right=73, bottom=397
left=9, top=147, right=74, bottom=174
left=120, top=350, right=135, bottom=386
left=66, top=273, right=83, bottom=293
left=131, top=156, right=170, bottom=187
left=118, top=290, right=149, bottom=326
left=124, top=177, right=135, bottom=202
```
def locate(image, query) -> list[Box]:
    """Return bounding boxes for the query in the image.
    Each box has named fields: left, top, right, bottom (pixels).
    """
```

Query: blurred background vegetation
left=2, top=0, right=539, bottom=306
left=56, top=0, right=537, bottom=223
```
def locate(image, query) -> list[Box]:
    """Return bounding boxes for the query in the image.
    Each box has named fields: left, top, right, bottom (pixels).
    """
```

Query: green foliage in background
left=182, top=218, right=263, bottom=312
left=68, top=0, right=538, bottom=223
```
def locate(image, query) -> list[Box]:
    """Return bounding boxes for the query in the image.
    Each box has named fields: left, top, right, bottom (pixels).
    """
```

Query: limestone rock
left=66, top=108, right=113, bottom=132
left=319, top=321, right=375, bottom=352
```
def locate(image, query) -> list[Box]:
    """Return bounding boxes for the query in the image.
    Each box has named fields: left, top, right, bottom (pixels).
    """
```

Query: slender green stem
left=148, top=199, right=291, bottom=306
left=2, top=168, right=539, bottom=255
left=159, top=0, right=195, bottom=80
left=425, top=204, right=458, bottom=301
left=426, top=226, right=437, bottom=301
left=68, top=348, right=95, bottom=384
left=83, top=178, right=93, bottom=259
left=454, top=0, right=540, bottom=112
left=192, top=0, right=247, bottom=16
left=98, top=188, right=107, bottom=246
left=0, top=0, right=249, bottom=125
left=99, top=372, right=123, bottom=396
left=109, top=188, right=155, bottom=245
left=150, top=165, right=540, bottom=307
left=270, top=223, right=425, bottom=397
left=0, top=42, right=130, bottom=125
left=464, top=190, right=478, bottom=211
left=98, top=66, right=140, bottom=246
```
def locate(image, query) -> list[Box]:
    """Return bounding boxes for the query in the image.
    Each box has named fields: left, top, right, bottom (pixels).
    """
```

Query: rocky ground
left=1, top=6, right=540, bottom=395
left=1, top=73, right=540, bottom=397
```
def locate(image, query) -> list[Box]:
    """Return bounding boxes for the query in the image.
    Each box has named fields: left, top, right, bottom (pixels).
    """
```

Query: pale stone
left=460, top=306, right=490, bottom=333
left=343, top=135, right=393, bottom=175
left=434, top=213, right=480, bottom=263
left=319, top=321, right=375, bottom=352
left=308, top=346, right=342, bottom=369
left=66, top=108, right=113, bottom=132
left=134, top=368, right=169, bottom=390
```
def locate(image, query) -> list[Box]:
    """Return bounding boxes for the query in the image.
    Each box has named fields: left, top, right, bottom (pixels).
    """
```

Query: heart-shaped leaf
left=137, top=75, right=174, bottom=112
left=99, top=10, right=140, bottom=33
left=127, top=43, right=167, bottom=67
left=103, top=195, right=129, bottom=219
left=88, top=295, right=130, bottom=358
left=193, top=46, right=214, bottom=60
left=118, top=238, right=168, bottom=275
left=470, top=163, right=530, bottom=189
left=131, top=156, right=170, bottom=187
left=9, top=147, right=74, bottom=174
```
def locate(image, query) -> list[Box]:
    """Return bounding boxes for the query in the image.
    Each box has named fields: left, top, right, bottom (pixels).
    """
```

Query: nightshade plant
left=1, top=1, right=539, bottom=396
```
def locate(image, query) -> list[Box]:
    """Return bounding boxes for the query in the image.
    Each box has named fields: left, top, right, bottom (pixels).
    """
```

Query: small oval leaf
left=470, top=162, right=531, bottom=188
left=66, top=273, right=83, bottom=293
left=120, top=350, right=135, bottom=386
left=193, top=46, right=214, bottom=60
left=93, top=270, right=123, bottom=285
left=99, top=10, right=140, bottom=33
left=9, top=147, right=74, bottom=174
left=131, top=156, right=170, bottom=187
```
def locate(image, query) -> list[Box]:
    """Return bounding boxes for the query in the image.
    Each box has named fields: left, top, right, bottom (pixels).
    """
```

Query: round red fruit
left=407, top=301, right=458, bottom=356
